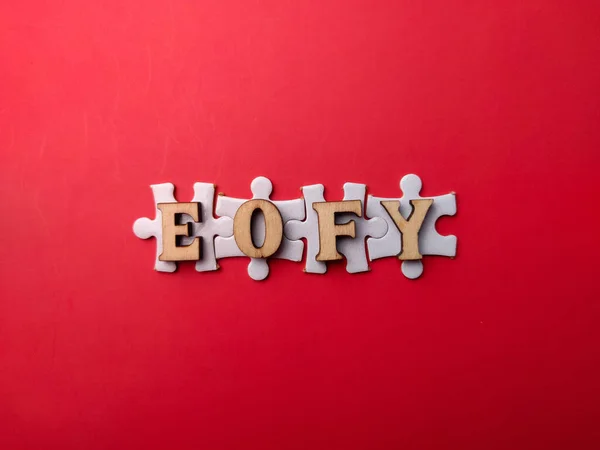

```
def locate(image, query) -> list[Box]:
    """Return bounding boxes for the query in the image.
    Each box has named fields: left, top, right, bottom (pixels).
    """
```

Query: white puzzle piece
left=133, top=183, right=178, bottom=273
left=133, top=182, right=233, bottom=272
left=337, top=183, right=388, bottom=273
left=180, top=183, right=234, bottom=272
left=366, top=174, right=457, bottom=279
left=284, top=183, right=388, bottom=274
left=284, top=184, right=328, bottom=274
left=214, top=176, right=305, bottom=281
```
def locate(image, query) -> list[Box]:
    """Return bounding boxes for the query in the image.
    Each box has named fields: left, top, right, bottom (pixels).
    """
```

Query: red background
left=1, top=1, right=600, bottom=449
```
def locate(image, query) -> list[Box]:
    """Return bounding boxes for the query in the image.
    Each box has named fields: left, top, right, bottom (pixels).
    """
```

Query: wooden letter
left=234, top=199, right=283, bottom=258
left=381, top=199, right=433, bottom=260
left=313, top=200, right=362, bottom=262
left=158, top=202, right=201, bottom=261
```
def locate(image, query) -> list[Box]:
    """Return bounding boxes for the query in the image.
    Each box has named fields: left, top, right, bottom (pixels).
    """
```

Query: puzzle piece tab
left=214, top=176, right=305, bottom=281
left=366, top=174, right=457, bottom=279
left=133, top=182, right=233, bottom=272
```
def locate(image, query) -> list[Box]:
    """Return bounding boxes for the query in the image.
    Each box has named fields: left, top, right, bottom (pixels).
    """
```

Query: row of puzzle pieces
left=133, top=175, right=457, bottom=280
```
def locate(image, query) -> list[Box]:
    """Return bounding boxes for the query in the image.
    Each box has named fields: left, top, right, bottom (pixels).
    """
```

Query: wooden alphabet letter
left=157, top=202, right=201, bottom=261
left=381, top=199, right=433, bottom=260
left=234, top=199, right=283, bottom=258
left=313, top=200, right=362, bottom=262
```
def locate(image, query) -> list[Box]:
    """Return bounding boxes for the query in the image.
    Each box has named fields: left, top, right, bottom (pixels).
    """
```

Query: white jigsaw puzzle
left=337, top=183, right=388, bottom=273
left=133, top=182, right=233, bottom=272
left=283, top=184, right=327, bottom=274
left=133, top=183, right=178, bottom=273
left=214, top=176, right=305, bottom=281
left=285, top=183, right=388, bottom=274
left=366, top=174, right=457, bottom=279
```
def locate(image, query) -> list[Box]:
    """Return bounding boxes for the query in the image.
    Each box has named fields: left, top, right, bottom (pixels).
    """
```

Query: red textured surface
left=1, top=1, right=600, bottom=449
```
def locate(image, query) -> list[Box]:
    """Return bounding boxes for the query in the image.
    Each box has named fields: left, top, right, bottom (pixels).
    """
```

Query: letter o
left=233, top=199, right=283, bottom=258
